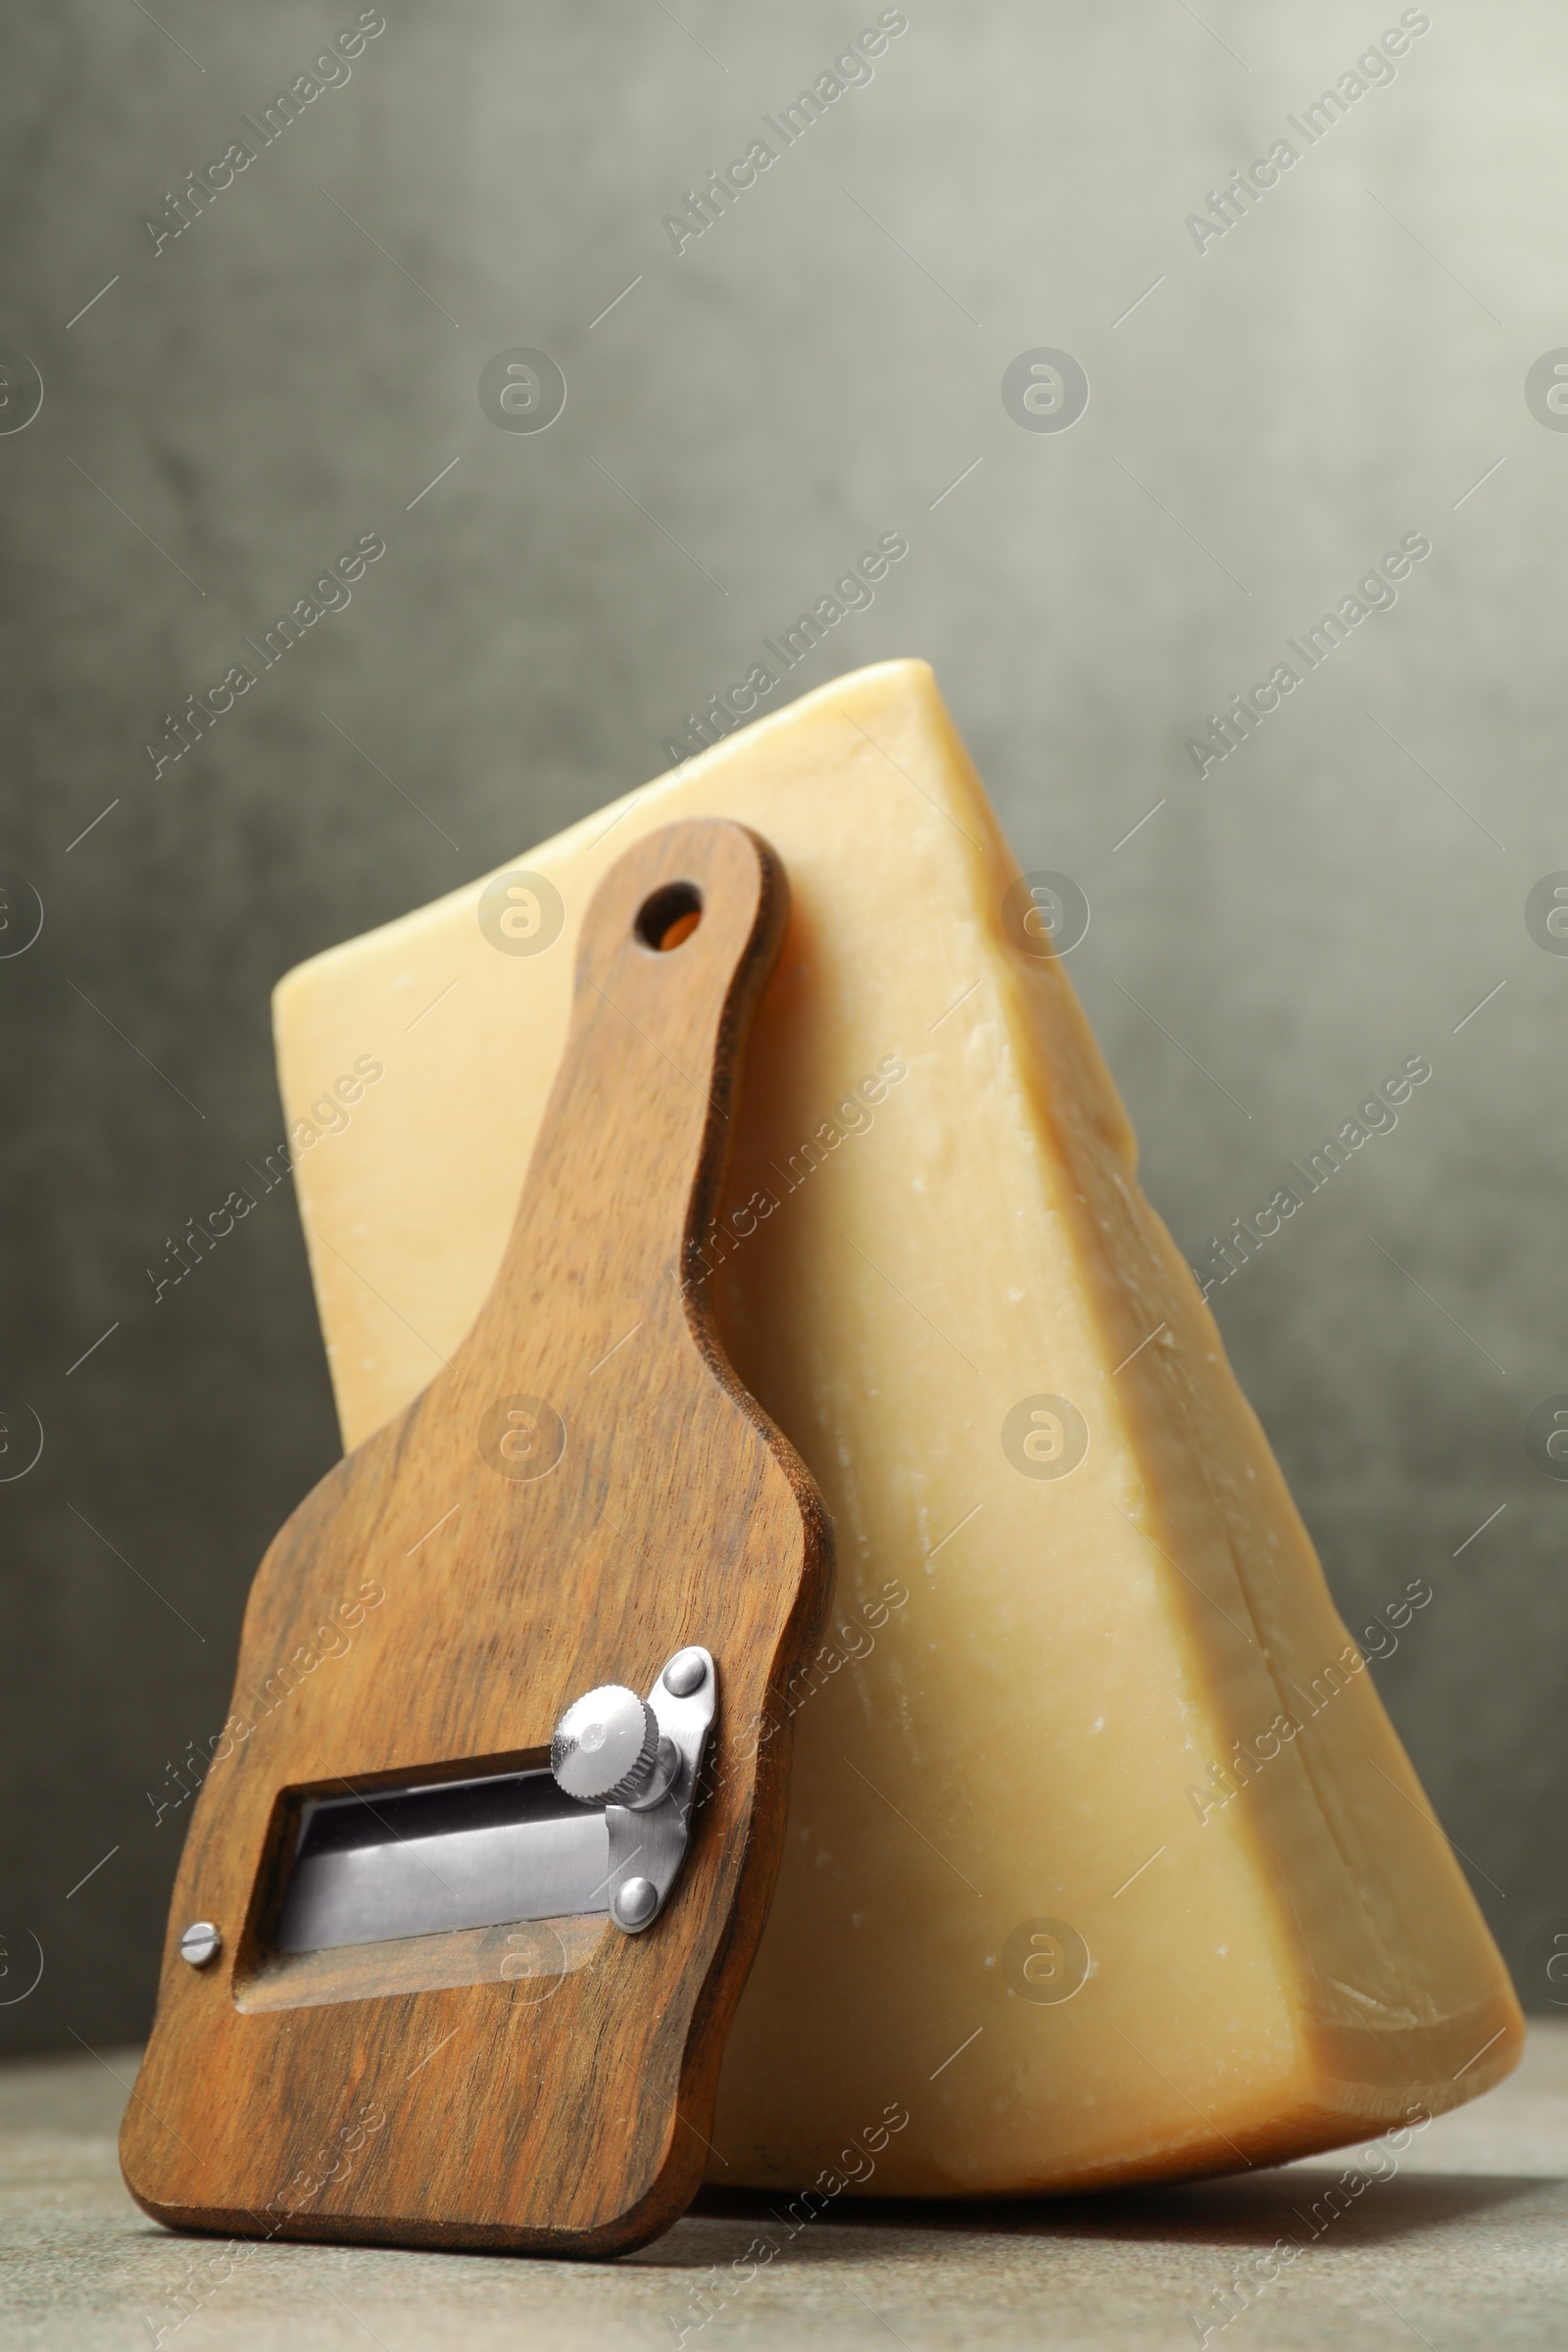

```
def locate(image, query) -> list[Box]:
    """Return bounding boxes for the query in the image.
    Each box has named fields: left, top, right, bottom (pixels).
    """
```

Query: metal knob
left=551, top=1684, right=661, bottom=1804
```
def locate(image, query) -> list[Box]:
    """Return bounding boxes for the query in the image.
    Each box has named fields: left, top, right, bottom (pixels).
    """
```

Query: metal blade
left=275, top=1770, right=611, bottom=1952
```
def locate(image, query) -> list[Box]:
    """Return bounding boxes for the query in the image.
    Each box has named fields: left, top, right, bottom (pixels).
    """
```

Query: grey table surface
left=4, top=2026, right=1566, bottom=2351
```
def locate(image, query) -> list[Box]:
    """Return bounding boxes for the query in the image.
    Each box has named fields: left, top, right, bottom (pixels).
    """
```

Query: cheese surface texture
left=273, top=661, right=1521, bottom=2193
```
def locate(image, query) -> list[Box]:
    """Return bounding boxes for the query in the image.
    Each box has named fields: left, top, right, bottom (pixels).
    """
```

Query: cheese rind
left=274, top=660, right=1522, bottom=2194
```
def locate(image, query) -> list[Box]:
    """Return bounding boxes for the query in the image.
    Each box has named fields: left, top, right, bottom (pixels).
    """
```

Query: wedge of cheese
left=273, top=660, right=1521, bottom=2193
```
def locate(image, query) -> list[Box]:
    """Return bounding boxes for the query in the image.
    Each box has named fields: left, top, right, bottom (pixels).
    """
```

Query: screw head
left=613, top=1876, right=659, bottom=1931
left=179, top=1921, right=221, bottom=1968
left=552, top=1685, right=660, bottom=1803
left=662, top=1648, right=708, bottom=1697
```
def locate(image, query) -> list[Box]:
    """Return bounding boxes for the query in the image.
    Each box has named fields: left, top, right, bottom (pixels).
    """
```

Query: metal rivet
left=179, top=1921, right=221, bottom=1968
left=613, top=1876, right=659, bottom=1930
left=662, top=1648, right=707, bottom=1697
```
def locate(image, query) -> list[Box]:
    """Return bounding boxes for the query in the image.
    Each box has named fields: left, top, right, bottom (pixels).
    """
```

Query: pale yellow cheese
left=273, top=660, right=1521, bottom=2193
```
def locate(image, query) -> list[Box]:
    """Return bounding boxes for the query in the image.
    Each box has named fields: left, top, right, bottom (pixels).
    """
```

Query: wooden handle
left=121, top=819, right=831, bottom=2257
left=457, top=817, right=790, bottom=1418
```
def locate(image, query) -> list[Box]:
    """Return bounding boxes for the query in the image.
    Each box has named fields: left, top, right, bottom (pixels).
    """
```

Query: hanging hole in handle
left=635, top=881, right=703, bottom=953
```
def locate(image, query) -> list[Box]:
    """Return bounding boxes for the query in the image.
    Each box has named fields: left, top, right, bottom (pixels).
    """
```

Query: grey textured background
left=1, top=0, right=1564, bottom=2055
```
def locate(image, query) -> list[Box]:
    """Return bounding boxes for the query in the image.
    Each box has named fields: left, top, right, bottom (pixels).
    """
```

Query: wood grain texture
left=120, top=818, right=832, bottom=2257
left=236, top=1912, right=609, bottom=2015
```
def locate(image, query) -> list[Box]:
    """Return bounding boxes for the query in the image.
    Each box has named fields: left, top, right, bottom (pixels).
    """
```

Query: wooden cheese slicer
left=121, top=817, right=831, bottom=2257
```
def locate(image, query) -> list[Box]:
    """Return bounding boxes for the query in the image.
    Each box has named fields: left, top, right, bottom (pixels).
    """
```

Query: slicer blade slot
left=275, top=1767, right=612, bottom=1953
left=271, top=1645, right=717, bottom=1954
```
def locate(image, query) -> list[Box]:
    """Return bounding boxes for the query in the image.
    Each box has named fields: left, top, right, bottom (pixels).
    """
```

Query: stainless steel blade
left=276, top=1789, right=611, bottom=1952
